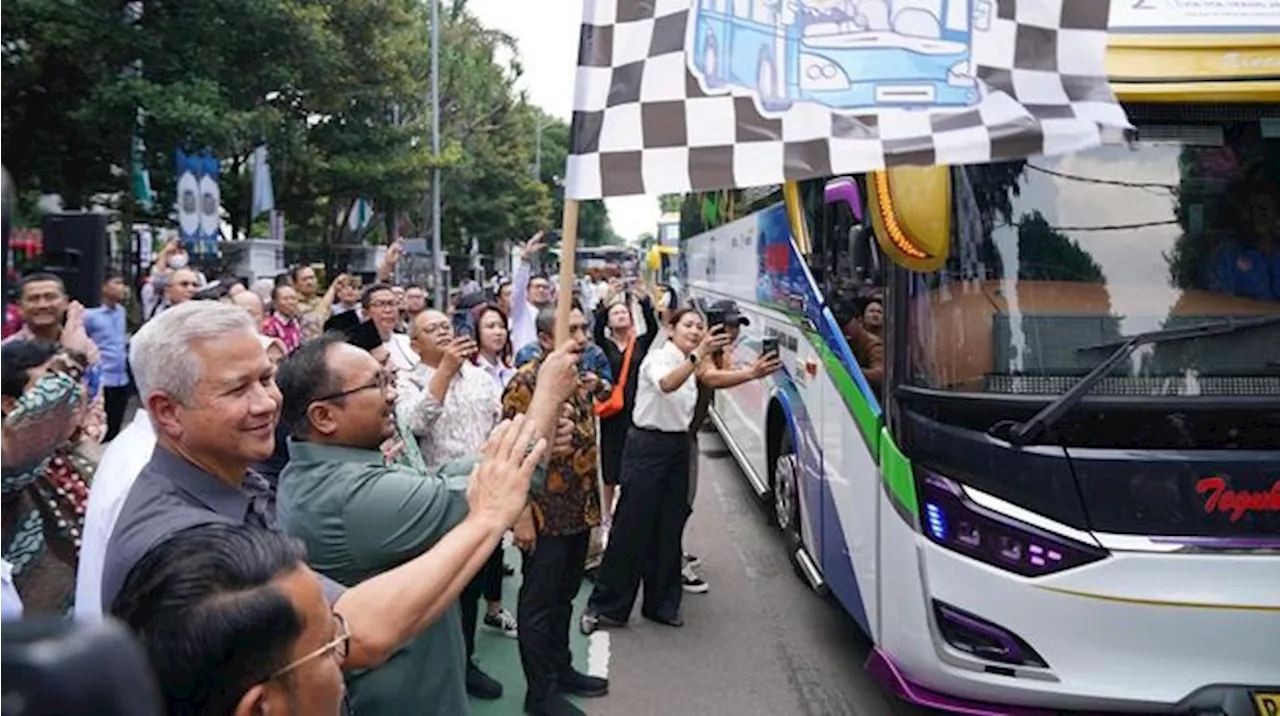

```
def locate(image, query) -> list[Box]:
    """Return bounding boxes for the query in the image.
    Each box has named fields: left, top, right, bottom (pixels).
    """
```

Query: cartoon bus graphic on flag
left=689, top=0, right=990, bottom=113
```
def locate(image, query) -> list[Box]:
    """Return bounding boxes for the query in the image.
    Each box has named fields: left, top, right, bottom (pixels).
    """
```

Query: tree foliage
left=1, top=0, right=611, bottom=264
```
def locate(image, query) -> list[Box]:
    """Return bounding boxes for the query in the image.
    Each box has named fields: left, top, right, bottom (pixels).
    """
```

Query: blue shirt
left=84, top=304, right=129, bottom=388
left=513, top=342, right=613, bottom=383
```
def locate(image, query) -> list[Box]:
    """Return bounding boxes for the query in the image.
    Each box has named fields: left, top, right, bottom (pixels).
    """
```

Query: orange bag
left=594, top=335, right=635, bottom=418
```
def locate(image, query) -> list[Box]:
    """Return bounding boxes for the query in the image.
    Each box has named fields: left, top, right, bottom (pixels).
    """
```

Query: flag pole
left=553, top=199, right=580, bottom=345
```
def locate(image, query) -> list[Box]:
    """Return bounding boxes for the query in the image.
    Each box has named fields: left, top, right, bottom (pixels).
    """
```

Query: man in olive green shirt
left=275, top=333, right=578, bottom=715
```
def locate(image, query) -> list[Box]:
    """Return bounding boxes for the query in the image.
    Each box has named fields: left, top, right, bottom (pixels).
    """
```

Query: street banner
left=564, top=0, right=1133, bottom=199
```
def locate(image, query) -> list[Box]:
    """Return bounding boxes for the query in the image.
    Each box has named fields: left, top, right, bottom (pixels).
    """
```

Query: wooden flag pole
left=553, top=199, right=581, bottom=346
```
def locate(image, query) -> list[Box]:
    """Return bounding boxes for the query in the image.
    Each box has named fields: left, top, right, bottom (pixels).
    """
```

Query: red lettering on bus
left=1196, top=476, right=1280, bottom=523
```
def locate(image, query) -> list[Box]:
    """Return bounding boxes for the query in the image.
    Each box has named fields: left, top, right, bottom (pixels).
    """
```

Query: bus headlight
left=947, top=60, right=975, bottom=86
left=918, top=470, right=1107, bottom=577
left=800, top=53, right=850, bottom=91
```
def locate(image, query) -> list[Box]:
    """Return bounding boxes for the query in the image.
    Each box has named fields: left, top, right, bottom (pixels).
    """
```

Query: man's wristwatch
left=688, top=352, right=700, bottom=365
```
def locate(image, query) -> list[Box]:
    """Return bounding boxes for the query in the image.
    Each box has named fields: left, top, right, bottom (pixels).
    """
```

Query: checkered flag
left=565, top=0, right=1132, bottom=200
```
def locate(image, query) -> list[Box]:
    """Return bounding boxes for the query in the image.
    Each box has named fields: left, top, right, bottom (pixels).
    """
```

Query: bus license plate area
left=1254, top=691, right=1279, bottom=716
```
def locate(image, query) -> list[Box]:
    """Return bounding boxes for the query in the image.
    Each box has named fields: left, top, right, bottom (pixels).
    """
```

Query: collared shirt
left=475, top=354, right=516, bottom=389
left=633, top=341, right=699, bottom=433
left=83, top=304, right=129, bottom=387
left=385, top=333, right=418, bottom=372
left=501, top=358, right=600, bottom=537
left=295, top=294, right=327, bottom=341
left=262, top=313, right=303, bottom=353
left=1, top=559, right=21, bottom=619
left=100, top=445, right=344, bottom=613
left=278, top=439, right=472, bottom=716
left=74, top=411, right=156, bottom=620
left=396, top=361, right=501, bottom=469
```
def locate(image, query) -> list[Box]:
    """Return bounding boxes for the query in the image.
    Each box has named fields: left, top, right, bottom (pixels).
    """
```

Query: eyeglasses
left=368, top=300, right=398, bottom=310
left=269, top=612, right=349, bottom=680
left=418, top=321, right=451, bottom=336
left=311, top=371, right=395, bottom=403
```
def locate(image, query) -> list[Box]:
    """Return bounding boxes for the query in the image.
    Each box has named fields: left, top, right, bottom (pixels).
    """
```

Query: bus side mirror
left=825, top=177, right=863, bottom=222
left=868, top=166, right=951, bottom=272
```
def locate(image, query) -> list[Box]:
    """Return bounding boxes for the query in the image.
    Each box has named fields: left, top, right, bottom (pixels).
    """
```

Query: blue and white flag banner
left=565, top=0, right=1133, bottom=200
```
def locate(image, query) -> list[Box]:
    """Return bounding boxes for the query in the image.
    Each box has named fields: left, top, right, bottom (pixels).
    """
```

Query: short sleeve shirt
left=100, top=445, right=345, bottom=613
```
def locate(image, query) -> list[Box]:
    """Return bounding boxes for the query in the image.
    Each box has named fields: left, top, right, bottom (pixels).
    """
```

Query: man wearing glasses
left=274, top=331, right=580, bottom=714
left=361, top=283, right=418, bottom=372
left=102, top=301, right=565, bottom=715
left=113, top=523, right=353, bottom=716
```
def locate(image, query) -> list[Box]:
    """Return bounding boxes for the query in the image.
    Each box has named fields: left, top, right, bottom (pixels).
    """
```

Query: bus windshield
left=909, top=114, right=1280, bottom=398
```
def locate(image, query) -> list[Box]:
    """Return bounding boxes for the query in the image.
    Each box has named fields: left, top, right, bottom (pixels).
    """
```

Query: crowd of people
left=1, top=230, right=783, bottom=716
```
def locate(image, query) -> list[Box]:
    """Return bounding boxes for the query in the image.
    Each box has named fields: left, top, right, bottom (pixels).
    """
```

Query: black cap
left=346, top=319, right=383, bottom=351
left=710, top=299, right=750, bottom=326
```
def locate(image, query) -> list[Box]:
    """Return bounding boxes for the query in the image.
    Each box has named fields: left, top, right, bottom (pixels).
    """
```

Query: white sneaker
left=483, top=608, right=518, bottom=638
left=681, top=563, right=709, bottom=594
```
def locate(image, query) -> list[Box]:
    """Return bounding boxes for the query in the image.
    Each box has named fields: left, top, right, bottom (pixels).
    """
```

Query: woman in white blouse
left=471, top=304, right=516, bottom=389
left=581, top=307, right=729, bottom=632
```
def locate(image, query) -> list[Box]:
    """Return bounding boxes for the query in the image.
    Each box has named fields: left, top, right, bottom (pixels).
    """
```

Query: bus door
left=804, top=178, right=885, bottom=634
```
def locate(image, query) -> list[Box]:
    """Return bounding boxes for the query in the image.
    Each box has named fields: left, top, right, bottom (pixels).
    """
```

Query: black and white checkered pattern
left=565, top=0, right=1132, bottom=200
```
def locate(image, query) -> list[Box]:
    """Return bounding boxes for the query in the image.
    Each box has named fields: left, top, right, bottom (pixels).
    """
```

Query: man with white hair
left=96, top=301, right=551, bottom=676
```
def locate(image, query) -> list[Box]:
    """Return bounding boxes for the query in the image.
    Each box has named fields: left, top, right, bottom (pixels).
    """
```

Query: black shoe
left=524, top=692, right=586, bottom=716
left=466, top=662, right=503, bottom=700
left=559, top=668, right=609, bottom=697
left=642, top=612, right=684, bottom=628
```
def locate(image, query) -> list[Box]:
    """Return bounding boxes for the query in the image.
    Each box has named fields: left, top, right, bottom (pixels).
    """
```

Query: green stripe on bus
left=879, top=429, right=918, bottom=517
left=804, top=334, right=880, bottom=450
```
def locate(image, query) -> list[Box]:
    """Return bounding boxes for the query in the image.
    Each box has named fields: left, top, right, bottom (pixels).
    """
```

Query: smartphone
left=704, top=309, right=726, bottom=329
left=451, top=310, right=473, bottom=337
left=761, top=337, right=779, bottom=358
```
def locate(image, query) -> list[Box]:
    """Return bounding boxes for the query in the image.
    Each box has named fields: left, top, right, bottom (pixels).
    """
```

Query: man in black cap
left=683, top=300, right=781, bottom=593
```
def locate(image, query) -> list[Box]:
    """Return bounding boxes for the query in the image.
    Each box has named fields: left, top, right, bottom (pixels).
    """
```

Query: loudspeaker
left=40, top=213, right=108, bottom=307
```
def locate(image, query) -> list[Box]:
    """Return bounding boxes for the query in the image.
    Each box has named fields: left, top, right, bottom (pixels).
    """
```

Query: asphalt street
left=472, top=429, right=933, bottom=716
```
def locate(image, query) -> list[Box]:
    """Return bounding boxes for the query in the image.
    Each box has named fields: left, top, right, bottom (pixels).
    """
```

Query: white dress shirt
left=631, top=341, right=698, bottom=432
left=385, top=333, right=419, bottom=372
left=396, top=361, right=502, bottom=468
left=74, top=411, right=157, bottom=620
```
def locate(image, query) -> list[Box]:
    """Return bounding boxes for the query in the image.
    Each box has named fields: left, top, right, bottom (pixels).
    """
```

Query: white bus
left=682, top=15, right=1280, bottom=716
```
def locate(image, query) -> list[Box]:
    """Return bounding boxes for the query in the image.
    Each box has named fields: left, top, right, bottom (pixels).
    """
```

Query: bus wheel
left=772, top=429, right=801, bottom=549
left=756, top=53, right=792, bottom=112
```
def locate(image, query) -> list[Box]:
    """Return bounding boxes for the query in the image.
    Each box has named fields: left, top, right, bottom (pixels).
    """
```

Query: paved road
left=472, top=430, right=933, bottom=716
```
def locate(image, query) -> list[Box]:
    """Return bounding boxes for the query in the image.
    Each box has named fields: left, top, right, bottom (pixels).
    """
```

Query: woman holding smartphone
left=581, top=307, right=729, bottom=633
left=592, top=281, right=659, bottom=530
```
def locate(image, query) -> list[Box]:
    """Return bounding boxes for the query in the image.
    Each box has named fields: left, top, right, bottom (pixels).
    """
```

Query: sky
left=468, top=0, right=659, bottom=244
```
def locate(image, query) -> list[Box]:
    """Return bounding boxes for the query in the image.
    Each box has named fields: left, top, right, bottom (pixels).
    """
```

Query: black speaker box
left=40, top=213, right=108, bottom=306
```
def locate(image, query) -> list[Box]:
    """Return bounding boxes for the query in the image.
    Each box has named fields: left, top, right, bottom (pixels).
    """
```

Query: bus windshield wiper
left=990, top=315, right=1280, bottom=446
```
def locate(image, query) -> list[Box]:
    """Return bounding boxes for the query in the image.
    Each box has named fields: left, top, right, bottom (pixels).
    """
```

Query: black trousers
left=518, top=531, right=589, bottom=701
left=103, top=385, right=131, bottom=442
left=588, top=428, right=691, bottom=623
left=460, top=545, right=506, bottom=659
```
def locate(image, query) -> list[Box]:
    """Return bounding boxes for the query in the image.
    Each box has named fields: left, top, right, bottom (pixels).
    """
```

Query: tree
left=658, top=193, right=682, bottom=213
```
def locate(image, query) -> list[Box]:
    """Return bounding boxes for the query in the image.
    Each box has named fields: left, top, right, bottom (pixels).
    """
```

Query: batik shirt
left=1, top=373, right=95, bottom=614
left=261, top=313, right=303, bottom=354
left=501, top=358, right=601, bottom=537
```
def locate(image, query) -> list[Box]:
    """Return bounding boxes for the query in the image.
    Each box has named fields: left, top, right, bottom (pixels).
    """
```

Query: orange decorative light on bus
left=873, top=172, right=929, bottom=260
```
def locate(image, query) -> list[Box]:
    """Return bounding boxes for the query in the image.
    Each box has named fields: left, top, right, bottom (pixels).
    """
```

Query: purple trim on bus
left=935, top=604, right=1031, bottom=665
left=1149, top=535, right=1280, bottom=550
left=864, top=647, right=1055, bottom=716
left=824, top=177, right=864, bottom=221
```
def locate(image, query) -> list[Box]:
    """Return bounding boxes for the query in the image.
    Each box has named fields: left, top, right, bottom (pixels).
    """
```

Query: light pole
left=429, top=0, right=444, bottom=309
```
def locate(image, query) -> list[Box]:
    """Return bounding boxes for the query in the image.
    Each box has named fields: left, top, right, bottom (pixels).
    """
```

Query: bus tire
left=772, top=428, right=801, bottom=551
left=756, top=52, right=792, bottom=112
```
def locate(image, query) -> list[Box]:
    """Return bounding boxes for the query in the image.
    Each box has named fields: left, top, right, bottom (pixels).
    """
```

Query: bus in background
left=681, top=12, right=1279, bottom=716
